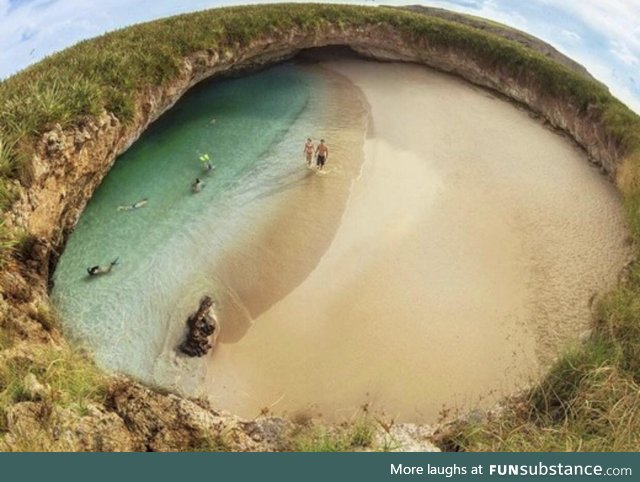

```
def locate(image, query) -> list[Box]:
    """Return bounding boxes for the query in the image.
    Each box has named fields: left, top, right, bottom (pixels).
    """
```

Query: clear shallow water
left=52, top=64, right=325, bottom=387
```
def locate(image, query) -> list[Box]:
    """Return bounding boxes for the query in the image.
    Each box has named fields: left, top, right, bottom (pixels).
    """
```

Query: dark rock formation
left=179, top=296, right=218, bottom=357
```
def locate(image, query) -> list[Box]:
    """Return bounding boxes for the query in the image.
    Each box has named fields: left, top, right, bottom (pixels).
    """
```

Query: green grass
left=290, top=427, right=352, bottom=452
left=447, top=333, right=640, bottom=451
left=0, top=345, right=108, bottom=419
left=1, top=3, right=640, bottom=452
left=0, top=180, right=17, bottom=212
left=289, top=413, right=377, bottom=452
left=0, top=342, right=109, bottom=449
left=349, top=415, right=377, bottom=448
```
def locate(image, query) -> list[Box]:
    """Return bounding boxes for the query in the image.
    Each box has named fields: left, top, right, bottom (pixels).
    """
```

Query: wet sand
left=208, top=64, right=368, bottom=343
left=204, top=60, right=630, bottom=423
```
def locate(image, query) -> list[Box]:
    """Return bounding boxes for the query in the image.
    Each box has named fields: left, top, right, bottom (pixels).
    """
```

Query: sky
left=0, top=0, right=639, bottom=113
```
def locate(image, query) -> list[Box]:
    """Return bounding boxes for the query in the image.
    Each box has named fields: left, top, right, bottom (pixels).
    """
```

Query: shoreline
left=201, top=62, right=370, bottom=399
left=208, top=62, right=369, bottom=342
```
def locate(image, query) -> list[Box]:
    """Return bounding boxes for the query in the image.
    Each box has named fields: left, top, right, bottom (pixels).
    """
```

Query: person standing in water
left=315, top=139, right=329, bottom=170
left=303, top=138, right=315, bottom=166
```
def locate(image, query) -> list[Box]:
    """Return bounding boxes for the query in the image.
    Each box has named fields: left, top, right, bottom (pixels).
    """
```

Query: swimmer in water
left=117, top=198, right=148, bottom=212
left=192, top=178, right=204, bottom=193
left=87, top=258, right=119, bottom=277
left=199, top=153, right=214, bottom=173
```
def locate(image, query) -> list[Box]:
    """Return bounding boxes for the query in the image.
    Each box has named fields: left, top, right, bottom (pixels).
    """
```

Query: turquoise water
left=52, top=64, right=322, bottom=388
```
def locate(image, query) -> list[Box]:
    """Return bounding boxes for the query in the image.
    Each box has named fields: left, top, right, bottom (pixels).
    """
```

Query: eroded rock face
left=106, top=380, right=262, bottom=451
left=2, top=401, right=139, bottom=452
left=179, top=296, right=219, bottom=357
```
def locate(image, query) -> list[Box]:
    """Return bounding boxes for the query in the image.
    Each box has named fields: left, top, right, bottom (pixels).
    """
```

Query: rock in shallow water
left=178, top=296, right=219, bottom=357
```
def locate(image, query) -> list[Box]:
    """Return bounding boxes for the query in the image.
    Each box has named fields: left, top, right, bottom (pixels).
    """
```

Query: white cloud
left=555, top=0, right=640, bottom=52
left=560, top=29, right=581, bottom=42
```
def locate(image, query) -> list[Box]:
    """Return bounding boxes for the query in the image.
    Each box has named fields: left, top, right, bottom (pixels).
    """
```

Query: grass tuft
left=0, top=345, right=108, bottom=418
left=291, top=426, right=351, bottom=452
left=289, top=413, right=377, bottom=452
left=450, top=337, right=640, bottom=451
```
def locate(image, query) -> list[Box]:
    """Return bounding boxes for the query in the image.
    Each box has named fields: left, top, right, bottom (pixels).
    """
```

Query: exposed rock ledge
left=0, top=20, right=629, bottom=451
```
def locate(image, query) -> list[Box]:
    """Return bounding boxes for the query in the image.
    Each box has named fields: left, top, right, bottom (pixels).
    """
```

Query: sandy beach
left=204, top=60, right=630, bottom=423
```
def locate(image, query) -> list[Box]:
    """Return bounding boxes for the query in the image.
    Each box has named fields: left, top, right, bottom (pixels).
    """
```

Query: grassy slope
left=401, top=4, right=594, bottom=79
left=0, top=3, right=640, bottom=451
